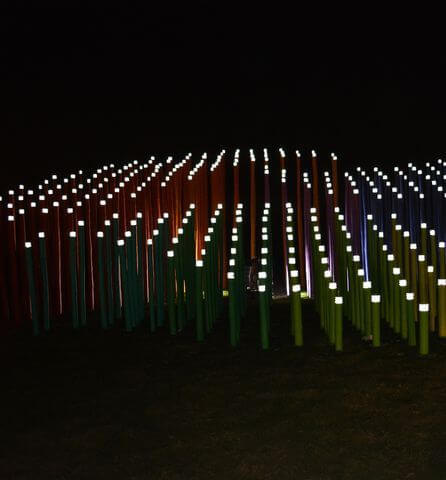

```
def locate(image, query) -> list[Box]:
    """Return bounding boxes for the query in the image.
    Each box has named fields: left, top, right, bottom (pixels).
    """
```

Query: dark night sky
left=1, top=7, right=445, bottom=190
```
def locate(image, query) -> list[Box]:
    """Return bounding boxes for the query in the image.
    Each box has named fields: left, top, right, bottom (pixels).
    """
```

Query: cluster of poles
left=1, top=149, right=445, bottom=355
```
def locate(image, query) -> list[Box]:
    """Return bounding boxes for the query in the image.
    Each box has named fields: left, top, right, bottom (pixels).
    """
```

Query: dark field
left=1, top=298, right=446, bottom=480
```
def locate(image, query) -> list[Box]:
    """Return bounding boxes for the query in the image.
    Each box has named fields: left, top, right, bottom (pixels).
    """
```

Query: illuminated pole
left=147, top=239, right=156, bottom=332
left=371, top=294, right=381, bottom=347
left=311, top=150, right=320, bottom=220
left=38, top=232, right=50, bottom=332
left=250, top=150, right=256, bottom=260
left=335, top=296, right=343, bottom=351
left=97, top=231, right=107, bottom=330
left=78, top=220, right=87, bottom=327
left=25, top=242, right=39, bottom=336
left=296, top=151, right=306, bottom=290
left=438, top=278, right=446, bottom=337
left=406, top=292, right=416, bottom=346
left=195, top=260, right=204, bottom=341
left=258, top=276, right=269, bottom=350
left=419, top=303, right=429, bottom=355
left=167, top=250, right=176, bottom=335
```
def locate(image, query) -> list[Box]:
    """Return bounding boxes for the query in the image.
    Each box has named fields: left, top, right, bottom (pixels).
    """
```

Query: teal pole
left=78, top=220, right=87, bottom=327
left=38, top=232, right=50, bottom=332
left=147, top=239, right=156, bottom=332
left=69, top=231, right=79, bottom=329
left=167, top=250, right=177, bottom=335
left=97, top=232, right=107, bottom=330
left=25, top=242, right=39, bottom=336
left=195, top=260, right=204, bottom=341
left=112, top=214, right=122, bottom=320
left=104, top=220, right=114, bottom=327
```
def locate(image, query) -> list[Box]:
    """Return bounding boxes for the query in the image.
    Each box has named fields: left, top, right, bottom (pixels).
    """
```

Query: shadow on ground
left=1, top=297, right=446, bottom=479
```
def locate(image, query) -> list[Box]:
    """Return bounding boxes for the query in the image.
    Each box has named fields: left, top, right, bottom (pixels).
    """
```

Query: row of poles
left=2, top=148, right=333, bottom=340
left=5, top=147, right=446, bottom=356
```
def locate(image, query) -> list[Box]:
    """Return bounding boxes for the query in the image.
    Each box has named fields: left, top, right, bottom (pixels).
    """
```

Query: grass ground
left=1, top=297, right=446, bottom=479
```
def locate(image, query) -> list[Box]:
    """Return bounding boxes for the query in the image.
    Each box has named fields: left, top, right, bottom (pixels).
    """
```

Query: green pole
left=418, top=255, right=428, bottom=304
left=328, top=282, right=337, bottom=344
left=69, top=231, right=79, bottom=329
left=427, top=265, right=436, bottom=332
left=357, top=269, right=365, bottom=334
left=399, top=279, right=408, bottom=340
left=195, top=260, right=204, bottom=341
left=202, top=249, right=211, bottom=334
left=228, top=270, right=237, bottom=346
left=130, top=220, right=141, bottom=327
left=352, top=256, right=361, bottom=330
left=346, top=245, right=354, bottom=323
left=104, top=220, right=114, bottom=327
left=123, top=232, right=135, bottom=332
left=291, top=282, right=303, bottom=346
left=371, top=294, right=381, bottom=347
left=419, top=303, right=429, bottom=355
left=25, top=242, right=39, bottom=336
left=147, top=239, right=156, bottom=332
left=387, top=255, right=395, bottom=329
left=334, top=295, right=343, bottom=351
left=392, top=267, right=401, bottom=334
left=167, top=250, right=176, bottom=335
left=406, top=293, right=416, bottom=347
left=78, top=220, right=87, bottom=327
left=38, top=232, right=50, bottom=332
left=173, top=237, right=185, bottom=331
left=154, top=229, right=164, bottom=327
left=380, top=243, right=389, bottom=321
left=183, top=216, right=194, bottom=322
left=117, top=239, right=131, bottom=332
left=136, top=214, right=145, bottom=323
left=438, top=279, right=446, bottom=338
left=259, top=282, right=269, bottom=350
left=363, top=281, right=372, bottom=338
left=97, top=232, right=107, bottom=330
left=112, top=214, right=122, bottom=320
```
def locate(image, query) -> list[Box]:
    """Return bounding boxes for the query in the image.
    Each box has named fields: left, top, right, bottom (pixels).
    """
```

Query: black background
left=1, top=7, right=445, bottom=191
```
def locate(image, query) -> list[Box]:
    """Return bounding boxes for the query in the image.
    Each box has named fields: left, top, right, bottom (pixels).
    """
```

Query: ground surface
left=1, top=297, right=446, bottom=480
